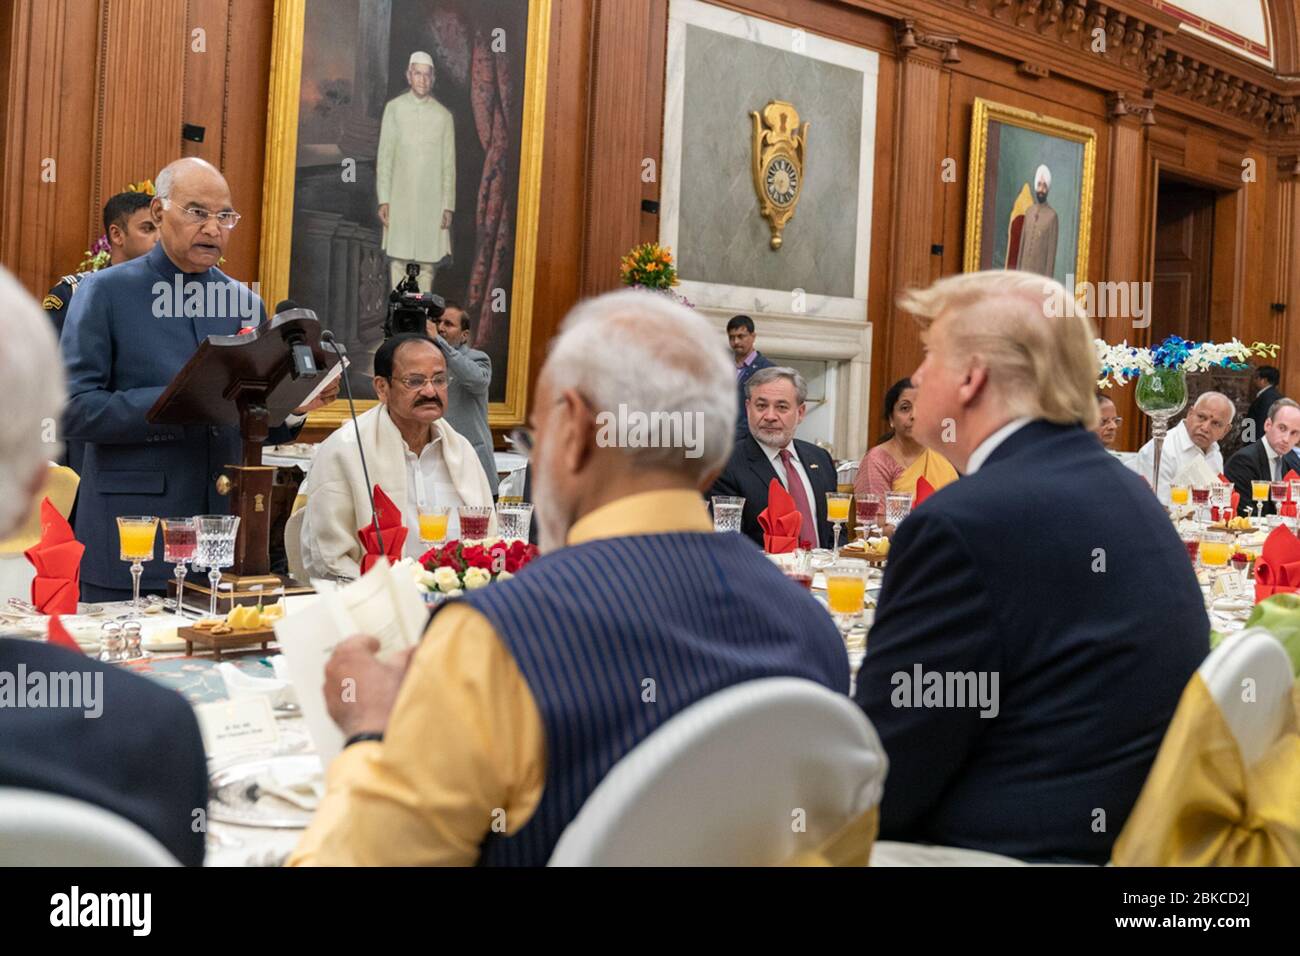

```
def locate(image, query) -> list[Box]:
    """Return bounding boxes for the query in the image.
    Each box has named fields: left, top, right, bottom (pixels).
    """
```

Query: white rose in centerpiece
left=463, top=566, right=491, bottom=590
left=482, top=536, right=501, bottom=549
left=432, top=566, right=461, bottom=593
left=497, top=569, right=513, bottom=582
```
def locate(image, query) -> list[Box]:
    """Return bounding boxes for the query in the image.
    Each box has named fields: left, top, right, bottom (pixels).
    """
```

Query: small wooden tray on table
left=180, top=622, right=278, bottom=660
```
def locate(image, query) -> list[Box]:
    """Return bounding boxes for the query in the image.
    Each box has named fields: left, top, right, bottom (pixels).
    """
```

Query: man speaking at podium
left=61, top=158, right=339, bottom=601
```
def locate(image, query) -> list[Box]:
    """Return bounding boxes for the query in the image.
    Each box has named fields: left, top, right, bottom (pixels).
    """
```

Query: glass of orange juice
left=826, top=492, right=852, bottom=556
left=825, top=559, right=868, bottom=646
left=418, top=505, right=450, bottom=547
left=116, top=516, right=158, bottom=609
left=1199, top=531, right=1231, bottom=569
left=1169, top=485, right=1190, bottom=507
left=1252, top=480, right=1270, bottom=518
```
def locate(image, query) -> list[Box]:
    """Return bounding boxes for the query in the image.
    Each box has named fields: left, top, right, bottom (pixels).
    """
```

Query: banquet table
left=2, top=558, right=1252, bottom=866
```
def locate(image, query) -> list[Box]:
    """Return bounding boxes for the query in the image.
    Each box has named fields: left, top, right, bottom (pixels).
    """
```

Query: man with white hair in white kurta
left=376, top=51, right=455, bottom=293
left=301, top=333, right=494, bottom=582
left=1015, top=163, right=1059, bottom=278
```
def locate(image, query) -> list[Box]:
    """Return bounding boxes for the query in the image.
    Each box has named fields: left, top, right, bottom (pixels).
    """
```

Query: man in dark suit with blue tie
left=61, top=158, right=337, bottom=601
left=853, top=271, right=1208, bottom=864
left=710, top=366, right=836, bottom=549
left=0, top=265, right=208, bottom=865
left=1224, top=397, right=1300, bottom=516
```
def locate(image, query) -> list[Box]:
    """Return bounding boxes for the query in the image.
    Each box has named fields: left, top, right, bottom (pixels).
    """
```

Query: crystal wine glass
left=116, top=516, right=158, bottom=609
left=417, top=505, right=450, bottom=548
left=161, top=517, right=197, bottom=619
left=1271, top=480, right=1289, bottom=525
left=457, top=505, right=492, bottom=541
left=825, top=492, right=851, bottom=556
left=1190, top=485, right=1210, bottom=525
left=884, top=492, right=913, bottom=532
left=497, top=501, right=535, bottom=542
left=825, top=559, right=868, bottom=653
left=1251, top=480, right=1270, bottom=519
left=855, top=493, right=883, bottom=540
left=195, top=514, right=240, bottom=620
left=710, top=496, right=745, bottom=534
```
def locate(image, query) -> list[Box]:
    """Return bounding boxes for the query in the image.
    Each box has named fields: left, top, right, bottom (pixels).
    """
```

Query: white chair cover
left=1200, top=626, right=1295, bottom=768
left=0, top=787, right=179, bottom=866
left=548, top=677, right=887, bottom=866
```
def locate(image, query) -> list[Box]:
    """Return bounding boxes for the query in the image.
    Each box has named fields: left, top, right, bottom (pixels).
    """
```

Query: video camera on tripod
left=384, top=262, right=445, bottom=337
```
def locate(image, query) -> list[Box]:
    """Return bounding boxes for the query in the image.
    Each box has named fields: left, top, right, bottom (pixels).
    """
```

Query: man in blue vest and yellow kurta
left=61, top=157, right=338, bottom=601
left=289, top=290, right=850, bottom=866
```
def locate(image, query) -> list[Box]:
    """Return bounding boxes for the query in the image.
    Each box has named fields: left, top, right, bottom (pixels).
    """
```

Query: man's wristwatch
left=344, top=731, right=384, bottom=748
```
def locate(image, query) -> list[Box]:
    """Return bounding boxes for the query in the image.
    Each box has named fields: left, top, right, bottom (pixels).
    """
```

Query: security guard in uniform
left=43, top=190, right=158, bottom=337
left=44, top=190, right=158, bottom=482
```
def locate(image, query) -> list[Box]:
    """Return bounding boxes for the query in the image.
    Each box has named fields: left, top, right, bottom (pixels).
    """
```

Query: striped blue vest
left=444, top=530, right=850, bottom=866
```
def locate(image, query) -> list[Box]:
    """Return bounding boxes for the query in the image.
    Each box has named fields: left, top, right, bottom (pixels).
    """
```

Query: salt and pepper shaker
left=100, top=622, right=125, bottom=662
left=123, top=621, right=143, bottom=659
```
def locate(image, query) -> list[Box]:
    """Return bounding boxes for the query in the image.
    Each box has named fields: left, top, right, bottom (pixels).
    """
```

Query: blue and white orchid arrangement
left=1095, top=335, right=1279, bottom=388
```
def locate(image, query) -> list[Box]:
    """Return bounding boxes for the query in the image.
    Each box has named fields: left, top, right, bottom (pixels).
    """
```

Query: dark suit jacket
left=0, top=639, right=208, bottom=865
left=1224, top=438, right=1300, bottom=516
left=709, top=435, right=837, bottom=548
left=61, top=243, right=300, bottom=591
left=734, top=351, right=776, bottom=442
left=854, top=421, right=1208, bottom=864
left=1246, top=384, right=1280, bottom=444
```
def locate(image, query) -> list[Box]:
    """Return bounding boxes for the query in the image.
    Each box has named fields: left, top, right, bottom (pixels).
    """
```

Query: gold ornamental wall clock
left=750, top=100, right=808, bottom=250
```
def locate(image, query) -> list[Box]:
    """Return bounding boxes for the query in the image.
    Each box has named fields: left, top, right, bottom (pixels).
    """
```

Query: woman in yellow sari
left=854, top=377, right=959, bottom=501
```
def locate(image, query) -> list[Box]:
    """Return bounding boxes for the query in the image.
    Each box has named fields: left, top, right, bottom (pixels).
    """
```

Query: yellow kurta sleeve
left=288, top=603, right=546, bottom=866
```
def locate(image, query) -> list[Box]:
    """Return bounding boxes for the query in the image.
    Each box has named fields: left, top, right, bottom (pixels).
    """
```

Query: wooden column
left=882, top=20, right=958, bottom=402
left=579, top=0, right=668, bottom=297
left=1, top=0, right=186, bottom=301
left=1103, top=91, right=1153, bottom=452
left=1278, top=155, right=1300, bottom=401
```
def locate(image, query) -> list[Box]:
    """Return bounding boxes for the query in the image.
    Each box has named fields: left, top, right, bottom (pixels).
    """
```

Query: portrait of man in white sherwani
left=377, top=51, right=456, bottom=292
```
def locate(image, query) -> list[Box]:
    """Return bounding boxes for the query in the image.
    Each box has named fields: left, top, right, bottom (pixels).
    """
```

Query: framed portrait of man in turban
left=259, top=0, right=549, bottom=429
left=963, top=97, right=1096, bottom=291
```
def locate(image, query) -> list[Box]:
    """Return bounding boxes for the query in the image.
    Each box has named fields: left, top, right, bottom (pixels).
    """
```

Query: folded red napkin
left=915, top=476, right=935, bottom=505
left=23, top=497, right=83, bottom=615
left=1254, top=525, right=1300, bottom=602
left=358, top=484, right=408, bottom=574
left=758, top=478, right=802, bottom=554
left=47, top=615, right=83, bottom=654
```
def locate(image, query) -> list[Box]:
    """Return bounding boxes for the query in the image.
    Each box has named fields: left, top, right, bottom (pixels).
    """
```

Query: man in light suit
left=710, top=367, right=836, bottom=549
left=0, top=265, right=208, bottom=866
left=854, top=270, right=1207, bottom=864
left=61, top=157, right=336, bottom=600
left=1225, top=397, right=1300, bottom=516
left=428, top=303, right=497, bottom=495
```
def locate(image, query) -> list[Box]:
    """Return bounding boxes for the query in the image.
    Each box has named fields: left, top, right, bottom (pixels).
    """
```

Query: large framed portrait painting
left=963, top=98, right=1096, bottom=290
left=260, top=0, right=550, bottom=428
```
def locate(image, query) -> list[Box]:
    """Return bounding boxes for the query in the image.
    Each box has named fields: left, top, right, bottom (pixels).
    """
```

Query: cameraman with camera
left=426, top=303, right=497, bottom=496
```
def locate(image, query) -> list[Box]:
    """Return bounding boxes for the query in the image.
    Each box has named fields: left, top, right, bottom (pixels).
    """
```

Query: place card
left=1212, top=570, right=1249, bottom=600
left=195, top=695, right=280, bottom=761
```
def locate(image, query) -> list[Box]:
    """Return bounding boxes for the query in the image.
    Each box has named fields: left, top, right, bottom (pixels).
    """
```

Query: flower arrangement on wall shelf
left=619, top=242, right=694, bottom=307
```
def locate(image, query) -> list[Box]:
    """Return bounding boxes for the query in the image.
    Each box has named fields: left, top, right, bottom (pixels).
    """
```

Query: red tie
left=779, top=448, right=817, bottom=548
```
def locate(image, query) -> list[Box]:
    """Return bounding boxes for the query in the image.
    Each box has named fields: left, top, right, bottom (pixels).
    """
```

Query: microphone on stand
left=321, top=329, right=384, bottom=555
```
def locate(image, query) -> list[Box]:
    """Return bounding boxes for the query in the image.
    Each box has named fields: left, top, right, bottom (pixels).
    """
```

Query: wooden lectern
left=147, top=309, right=338, bottom=599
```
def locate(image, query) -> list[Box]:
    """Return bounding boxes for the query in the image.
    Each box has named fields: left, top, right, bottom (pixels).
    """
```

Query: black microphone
left=321, top=330, right=384, bottom=556
left=275, top=299, right=319, bottom=381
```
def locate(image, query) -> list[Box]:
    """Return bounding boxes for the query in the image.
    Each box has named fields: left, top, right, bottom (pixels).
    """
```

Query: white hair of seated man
left=0, top=266, right=65, bottom=537
left=543, top=289, right=738, bottom=481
